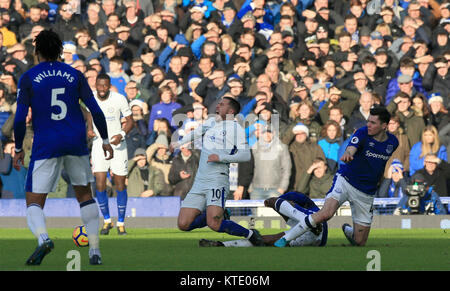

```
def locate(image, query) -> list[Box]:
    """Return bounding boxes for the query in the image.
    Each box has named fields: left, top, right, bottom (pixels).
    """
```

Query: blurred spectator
left=148, top=85, right=182, bottom=133
left=384, top=115, right=411, bottom=178
left=286, top=100, right=322, bottom=142
left=427, top=93, right=449, bottom=131
left=61, top=41, right=79, bottom=66
left=317, top=120, right=342, bottom=173
left=377, top=159, right=408, bottom=198
left=410, top=93, right=431, bottom=126
left=385, top=57, right=426, bottom=105
left=387, top=91, right=425, bottom=147
left=318, top=85, right=359, bottom=125
left=145, top=133, right=174, bottom=196
left=296, top=157, right=333, bottom=198
left=53, top=2, right=83, bottom=42
left=107, top=56, right=130, bottom=96
left=414, top=153, right=450, bottom=197
left=168, top=143, right=199, bottom=200
left=195, top=67, right=229, bottom=113
left=409, top=125, right=447, bottom=176
left=6, top=43, right=32, bottom=75
left=0, top=10, right=18, bottom=48
left=0, top=141, right=26, bottom=198
left=422, top=56, right=450, bottom=101
left=74, top=28, right=98, bottom=61
left=129, top=58, right=152, bottom=94
left=18, top=4, right=47, bottom=41
left=346, top=91, right=374, bottom=137
left=281, top=121, right=326, bottom=192
left=127, top=148, right=166, bottom=197
left=250, top=128, right=291, bottom=200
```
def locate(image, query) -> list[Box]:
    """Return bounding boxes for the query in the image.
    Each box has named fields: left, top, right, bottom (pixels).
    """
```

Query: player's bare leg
left=25, top=192, right=54, bottom=265
left=178, top=207, right=202, bottom=231
left=342, top=222, right=371, bottom=246
left=353, top=223, right=371, bottom=246
left=262, top=232, right=284, bottom=246
left=113, top=174, right=128, bottom=235
left=94, top=172, right=113, bottom=235
left=206, top=205, right=224, bottom=232
left=73, top=184, right=102, bottom=264
left=310, top=197, right=340, bottom=224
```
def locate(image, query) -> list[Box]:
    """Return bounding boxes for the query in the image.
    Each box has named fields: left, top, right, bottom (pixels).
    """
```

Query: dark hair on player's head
left=370, top=105, right=391, bottom=124
left=96, top=73, right=111, bottom=83
left=34, top=29, right=63, bottom=61
left=223, top=96, right=241, bottom=115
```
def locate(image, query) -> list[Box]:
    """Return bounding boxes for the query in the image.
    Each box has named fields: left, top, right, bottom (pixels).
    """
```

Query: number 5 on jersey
left=51, top=88, right=67, bottom=120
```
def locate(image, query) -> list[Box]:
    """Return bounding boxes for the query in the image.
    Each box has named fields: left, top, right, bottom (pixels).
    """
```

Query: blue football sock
left=218, top=220, right=250, bottom=238
left=116, top=189, right=128, bottom=223
left=187, top=211, right=207, bottom=231
left=95, top=190, right=110, bottom=220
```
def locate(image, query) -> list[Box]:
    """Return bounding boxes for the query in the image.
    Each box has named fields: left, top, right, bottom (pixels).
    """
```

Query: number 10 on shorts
left=210, top=187, right=225, bottom=205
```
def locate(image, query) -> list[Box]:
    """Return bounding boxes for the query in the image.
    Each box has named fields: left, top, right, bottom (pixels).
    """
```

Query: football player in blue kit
left=13, top=30, right=113, bottom=265
left=275, top=106, right=399, bottom=247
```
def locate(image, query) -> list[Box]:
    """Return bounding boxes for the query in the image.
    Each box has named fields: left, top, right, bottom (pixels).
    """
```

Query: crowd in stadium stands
left=0, top=0, right=449, bottom=202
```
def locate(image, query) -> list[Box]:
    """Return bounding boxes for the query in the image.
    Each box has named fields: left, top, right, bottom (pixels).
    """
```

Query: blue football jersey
left=338, top=126, right=399, bottom=195
left=16, top=61, right=97, bottom=160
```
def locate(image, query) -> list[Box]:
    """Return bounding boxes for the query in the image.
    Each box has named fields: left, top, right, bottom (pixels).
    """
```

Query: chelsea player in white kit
left=173, top=97, right=264, bottom=246
left=275, top=106, right=399, bottom=247
left=88, top=74, right=133, bottom=236
left=13, top=30, right=113, bottom=265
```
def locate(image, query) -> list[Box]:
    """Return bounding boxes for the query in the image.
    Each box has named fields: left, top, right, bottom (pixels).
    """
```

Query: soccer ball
left=73, top=225, right=89, bottom=247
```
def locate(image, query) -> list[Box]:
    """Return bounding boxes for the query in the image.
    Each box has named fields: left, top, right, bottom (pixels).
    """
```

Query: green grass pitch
left=0, top=228, right=448, bottom=271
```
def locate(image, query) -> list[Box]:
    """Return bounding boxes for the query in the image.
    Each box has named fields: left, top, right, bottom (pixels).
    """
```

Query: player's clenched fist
left=102, top=144, right=114, bottom=160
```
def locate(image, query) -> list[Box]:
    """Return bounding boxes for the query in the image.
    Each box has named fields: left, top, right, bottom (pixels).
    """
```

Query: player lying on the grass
left=199, top=192, right=328, bottom=247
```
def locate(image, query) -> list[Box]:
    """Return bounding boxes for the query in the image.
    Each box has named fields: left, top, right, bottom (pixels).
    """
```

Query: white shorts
left=326, top=173, right=374, bottom=227
left=181, top=182, right=230, bottom=211
left=26, top=155, right=94, bottom=193
left=91, top=140, right=128, bottom=176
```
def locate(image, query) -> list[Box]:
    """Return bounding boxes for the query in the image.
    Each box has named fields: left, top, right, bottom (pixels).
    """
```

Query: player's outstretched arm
left=340, top=145, right=357, bottom=163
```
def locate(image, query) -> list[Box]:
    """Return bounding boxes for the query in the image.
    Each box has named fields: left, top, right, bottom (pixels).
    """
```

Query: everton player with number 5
left=13, top=30, right=113, bottom=265
left=274, top=106, right=399, bottom=247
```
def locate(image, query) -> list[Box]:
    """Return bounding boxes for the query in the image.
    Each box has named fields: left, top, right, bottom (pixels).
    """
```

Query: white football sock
left=343, top=224, right=354, bottom=238
left=223, top=239, right=253, bottom=247
left=283, top=219, right=308, bottom=241
left=246, top=229, right=253, bottom=239
left=26, top=204, right=49, bottom=246
left=277, top=200, right=307, bottom=222
left=308, top=215, right=317, bottom=228
left=80, top=200, right=100, bottom=250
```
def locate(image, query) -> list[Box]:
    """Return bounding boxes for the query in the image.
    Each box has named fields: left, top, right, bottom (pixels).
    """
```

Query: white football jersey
left=178, top=117, right=250, bottom=190
left=91, top=91, right=131, bottom=143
